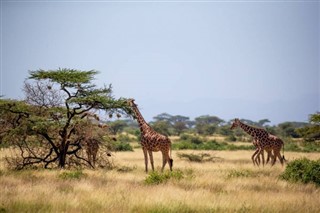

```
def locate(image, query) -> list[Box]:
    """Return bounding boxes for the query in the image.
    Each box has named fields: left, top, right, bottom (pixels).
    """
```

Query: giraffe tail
left=169, top=140, right=173, bottom=170
left=282, top=140, right=286, bottom=162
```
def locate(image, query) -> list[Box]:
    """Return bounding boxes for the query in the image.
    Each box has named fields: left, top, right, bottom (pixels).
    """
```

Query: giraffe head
left=230, top=118, right=241, bottom=130
left=127, top=98, right=138, bottom=119
left=127, top=98, right=136, bottom=107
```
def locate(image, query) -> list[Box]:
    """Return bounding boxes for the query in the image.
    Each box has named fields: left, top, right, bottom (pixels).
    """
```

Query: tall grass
left=0, top=149, right=320, bottom=213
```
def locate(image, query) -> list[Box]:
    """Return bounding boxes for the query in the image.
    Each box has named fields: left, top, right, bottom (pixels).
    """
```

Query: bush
left=179, top=134, right=203, bottom=144
left=117, top=134, right=134, bottom=142
left=144, top=170, right=184, bottom=185
left=280, top=158, right=320, bottom=186
left=112, top=141, right=133, bottom=151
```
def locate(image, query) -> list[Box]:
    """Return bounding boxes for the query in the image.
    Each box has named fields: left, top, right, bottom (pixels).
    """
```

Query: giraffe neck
left=238, top=121, right=259, bottom=138
left=131, top=103, right=150, bottom=134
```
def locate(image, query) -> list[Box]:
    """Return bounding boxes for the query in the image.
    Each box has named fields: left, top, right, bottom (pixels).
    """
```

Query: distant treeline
left=107, top=112, right=320, bottom=142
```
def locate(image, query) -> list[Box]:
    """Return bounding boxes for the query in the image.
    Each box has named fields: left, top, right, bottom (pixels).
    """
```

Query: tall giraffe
left=127, top=99, right=173, bottom=173
left=231, top=118, right=285, bottom=166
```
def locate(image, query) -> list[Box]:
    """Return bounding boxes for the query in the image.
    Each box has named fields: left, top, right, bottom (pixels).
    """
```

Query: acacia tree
left=0, top=68, right=132, bottom=169
left=296, top=113, right=320, bottom=142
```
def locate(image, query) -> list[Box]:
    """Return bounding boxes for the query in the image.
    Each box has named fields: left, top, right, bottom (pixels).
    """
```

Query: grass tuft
left=116, top=165, right=137, bottom=173
left=226, top=169, right=256, bottom=179
left=58, top=170, right=87, bottom=180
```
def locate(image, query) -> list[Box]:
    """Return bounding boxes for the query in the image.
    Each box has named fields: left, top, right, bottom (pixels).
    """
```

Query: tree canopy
left=0, top=68, right=133, bottom=169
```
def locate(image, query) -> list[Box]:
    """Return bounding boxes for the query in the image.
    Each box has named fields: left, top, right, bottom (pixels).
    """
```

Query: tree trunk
left=58, top=145, right=66, bottom=168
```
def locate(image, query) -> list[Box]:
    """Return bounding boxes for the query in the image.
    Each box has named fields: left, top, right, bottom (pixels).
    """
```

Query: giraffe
left=230, top=118, right=285, bottom=166
left=84, top=138, right=100, bottom=167
left=127, top=99, right=173, bottom=173
left=253, top=139, right=274, bottom=166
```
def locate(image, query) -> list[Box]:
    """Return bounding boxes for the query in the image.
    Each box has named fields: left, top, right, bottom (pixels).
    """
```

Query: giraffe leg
left=143, top=148, right=148, bottom=173
left=254, top=152, right=261, bottom=166
left=256, top=148, right=265, bottom=166
left=277, top=151, right=284, bottom=166
left=257, top=154, right=261, bottom=166
left=271, top=150, right=279, bottom=166
left=161, top=152, right=168, bottom=172
left=262, top=150, right=265, bottom=166
left=266, top=150, right=272, bottom=164
left=148, top=150, right=155, bottom=171
left=251, top=149, right=259, bottom=166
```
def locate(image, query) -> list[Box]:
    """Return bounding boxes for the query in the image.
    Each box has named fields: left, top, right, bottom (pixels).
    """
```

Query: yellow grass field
left=0, top=148, right=319, bottom=213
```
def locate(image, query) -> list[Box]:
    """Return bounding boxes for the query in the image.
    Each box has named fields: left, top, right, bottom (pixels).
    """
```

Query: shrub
left=144, top=170, right=184, bottom=185
left=280, top=158, right=320, bottom=186
left=117, top=134, right=134, bottom=142
left=301, top=142, right=320, bottom=152
left=172, top=140, right=196, bottom=150
left=202, top=140, right=225, bottom=150
left=112, top=141, right=133, bottom=151
left=179, top=134, right=190, bottom=141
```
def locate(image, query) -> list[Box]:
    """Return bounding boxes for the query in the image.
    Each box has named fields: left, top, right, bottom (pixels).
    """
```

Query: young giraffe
left=253, top=139, right=274, bottom=166
left=231, top=118, right=285, bottom=166
left=128, top=99, right=173, bottom=173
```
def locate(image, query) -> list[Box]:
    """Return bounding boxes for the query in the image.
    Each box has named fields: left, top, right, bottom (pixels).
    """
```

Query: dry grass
left=0, top=148, right=319, bottom=213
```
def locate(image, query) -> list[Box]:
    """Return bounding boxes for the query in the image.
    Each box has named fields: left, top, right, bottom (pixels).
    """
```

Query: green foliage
left=1, top=69, right=135, bottom=169
left=179, top=134, right=203, bottom=144
left=150, top=120, right=171, bottom=136
left=108, top=120, right=128, bottom=134
left=280, top=158, right=320, bottom=186
left=58, top=170, right=87, bottom=180
left=226, top=169, right=256, bottom=179
left=218, top=125, right=234, bottom=136
left=29, top=68, right=98, bottom=86
left=144, top=170, right=184, bottom=185
left=153, top=113, right=192, bottom=135
left=278, top=122, right=308, bottom=138
left=283, top=140, right=301, bottom=152
left=296, top=113, right=320, bottom=142
left=284, top=140, right=320, bottom=152
left=111, top=141, right=133, bottom=151
left=117, top=134, right=135, bottom=142
left=173, top=136, right=254, bottom=151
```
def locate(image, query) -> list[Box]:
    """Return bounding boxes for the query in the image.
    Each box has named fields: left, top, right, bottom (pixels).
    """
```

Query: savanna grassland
left=0, top=147, right=319, bottom=213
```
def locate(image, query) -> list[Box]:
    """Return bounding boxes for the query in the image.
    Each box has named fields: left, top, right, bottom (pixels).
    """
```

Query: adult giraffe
left=231, top=118, right=285, bottom=166
left=127, top=99, right=173, bottom=173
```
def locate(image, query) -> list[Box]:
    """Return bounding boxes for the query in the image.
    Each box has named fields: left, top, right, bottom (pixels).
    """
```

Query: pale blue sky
left=1, top=1, right=319, bottom=124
